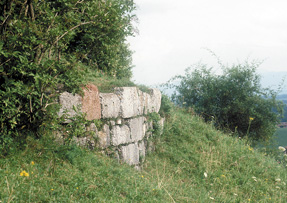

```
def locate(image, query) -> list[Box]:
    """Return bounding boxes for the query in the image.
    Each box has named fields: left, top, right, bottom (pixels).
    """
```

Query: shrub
left=169, top=61, right=284, bottom=141
left=0, top=0, right=136, bottom=153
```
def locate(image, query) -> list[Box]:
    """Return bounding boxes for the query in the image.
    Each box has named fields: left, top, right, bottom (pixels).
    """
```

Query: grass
left=81, top=69, right=150, bottom=93
left=1, top=108, right=287, bottom=202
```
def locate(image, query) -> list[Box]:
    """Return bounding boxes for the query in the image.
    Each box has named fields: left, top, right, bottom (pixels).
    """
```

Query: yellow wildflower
left=31, top=161, right=35, bottom=165
left=249, top=117, right=254, bottom=121
left=20, top=170, right=29, bottom=177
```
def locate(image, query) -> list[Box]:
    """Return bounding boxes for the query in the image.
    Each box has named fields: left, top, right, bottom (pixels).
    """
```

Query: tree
left=0, top=0, right=136, bottom=152
left=170, top=61, right=284, bottom=141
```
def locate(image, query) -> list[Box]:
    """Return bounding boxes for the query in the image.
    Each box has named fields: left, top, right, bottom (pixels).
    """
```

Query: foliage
left=147, top=112, right=162, bottom=137
left=1, top=108, right=286, bottom=202
left=169, top=61, right=284, bottom=141
left=158, top=94, right=173, bottom=117
left=0, top=0, right=136, bottom=152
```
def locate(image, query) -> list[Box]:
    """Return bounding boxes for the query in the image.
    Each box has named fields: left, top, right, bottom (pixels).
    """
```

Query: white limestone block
left=115, top=87, right=143, bottom=118
left=129, top=117, right=145, bottom=142
left=111, top=125, right=131, bottom=146
left=121, top=143, right=139, bottom=165
left=99, top=93, right=121, bottom=118
left=58, top=91, right=82, bottom=122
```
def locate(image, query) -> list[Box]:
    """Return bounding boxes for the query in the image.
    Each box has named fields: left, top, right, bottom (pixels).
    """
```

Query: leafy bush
left=159, top=94, right=174, bottom=117
left=169, top=61, right=284, bottom=141
left=0, top=0, right=136, bottom=153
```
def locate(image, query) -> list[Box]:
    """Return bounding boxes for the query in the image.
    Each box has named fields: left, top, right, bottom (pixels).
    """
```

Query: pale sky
left=128, top=0, right=287, bottom=87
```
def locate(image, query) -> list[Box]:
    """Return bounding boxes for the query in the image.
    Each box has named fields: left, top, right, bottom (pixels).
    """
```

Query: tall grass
left=142, top=108, right=287, bottom=202
left=0, top=108, right=286, bottom=202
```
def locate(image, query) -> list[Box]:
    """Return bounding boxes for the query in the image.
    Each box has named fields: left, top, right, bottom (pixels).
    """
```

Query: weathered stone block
left=121, top=143, right=139, bottom=165
left=81, top=84, right=101, bottom=120
left=129, top=117, right=145, bottom=142
left=100, top=93, right=120, bottom=118
left=146, top=88, right=162, bottom=113
left=115, top=87, right=142, bottom=118
left=58, top=91, right=82, bottom=121
left=138, top=90, right=150, bottom=114
left=111, top=125, right=131, bottom=146
left=98, top=124, right=110, bottom=148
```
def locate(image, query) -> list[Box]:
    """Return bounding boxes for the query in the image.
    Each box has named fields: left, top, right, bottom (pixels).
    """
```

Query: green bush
left=0, top=0, right=136, bottom=153
left=159, top=94, right=174, bottom=117
left=169, top=61, right=284, bottom=141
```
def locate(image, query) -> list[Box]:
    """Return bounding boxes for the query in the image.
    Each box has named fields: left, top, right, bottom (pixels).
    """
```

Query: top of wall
left=58, top=85, right=162, bottom=121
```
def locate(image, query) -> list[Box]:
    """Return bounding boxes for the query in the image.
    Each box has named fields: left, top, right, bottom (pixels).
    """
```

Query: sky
left=128, top=0, right=287, bottom=91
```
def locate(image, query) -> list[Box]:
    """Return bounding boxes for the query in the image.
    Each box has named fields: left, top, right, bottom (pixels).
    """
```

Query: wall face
left=58, top=85, right=163, bottom=167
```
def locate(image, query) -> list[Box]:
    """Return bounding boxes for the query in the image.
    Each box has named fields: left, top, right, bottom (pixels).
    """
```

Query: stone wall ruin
left=57, top=85, right=163, bottom=168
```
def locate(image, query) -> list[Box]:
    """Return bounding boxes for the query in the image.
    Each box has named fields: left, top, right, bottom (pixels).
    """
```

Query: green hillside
left=1, top=108, right=286, bottom=202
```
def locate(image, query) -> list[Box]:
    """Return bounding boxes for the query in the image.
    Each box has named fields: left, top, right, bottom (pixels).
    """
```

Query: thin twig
left=46, top=13, right=58, bottom=32
left=0, top=58, right=12, bottom=67
left=29, top=96, right=33, bottom=113
left=53, top=21, right=93, bottom=46
left=163, top=187, right=176, bottom=203
left=29, top=1, right=35, bottom=21
left=74, top=0, right=84, bottom=6
left=48, top=21, right=93, bottom=59
left=40, top=93, right=44, bottom=106
left=0, top=15, right=10, bottom=26
left=25, top=4, right=29, bottom=17
left=44, top=102, right=58, bottom=109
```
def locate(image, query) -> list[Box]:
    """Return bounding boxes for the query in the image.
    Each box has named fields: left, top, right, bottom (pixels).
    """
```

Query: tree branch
left=53, top=21, right=93, bottom=46
left=0, top=58, right=12, bottom=67
left=48, top=21, right=93, bottom=59
left=29, top=1, right=35, bottom=21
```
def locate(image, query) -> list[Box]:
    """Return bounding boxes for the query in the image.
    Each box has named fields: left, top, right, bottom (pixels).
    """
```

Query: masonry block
left=129, top=117, right=145, bottom=142
left=81, top=84, right=101, bottom=120
left=121, top=143, right=139, bottom=165
left=100, top=93, right=121, bottom=118
left=115, top=87, right=143, bottom=118
left=58, top=91, right=82, bottom=122
left=111, top=125, right=131, bottom=146
left=146, top=88, right=162, bottom=113
left=98, top=124, right=110, bottom=148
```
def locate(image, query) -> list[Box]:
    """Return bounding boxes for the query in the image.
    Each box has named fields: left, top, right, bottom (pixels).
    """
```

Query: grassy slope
left=0, top=109, right=286, bottom=202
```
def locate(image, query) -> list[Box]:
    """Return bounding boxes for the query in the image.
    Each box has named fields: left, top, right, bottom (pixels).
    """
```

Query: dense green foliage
left=0, top=0, right=136, bottom=152
left=169, top=61, right=284, bottom=141
left=0, top=108, right=286, bottom=202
